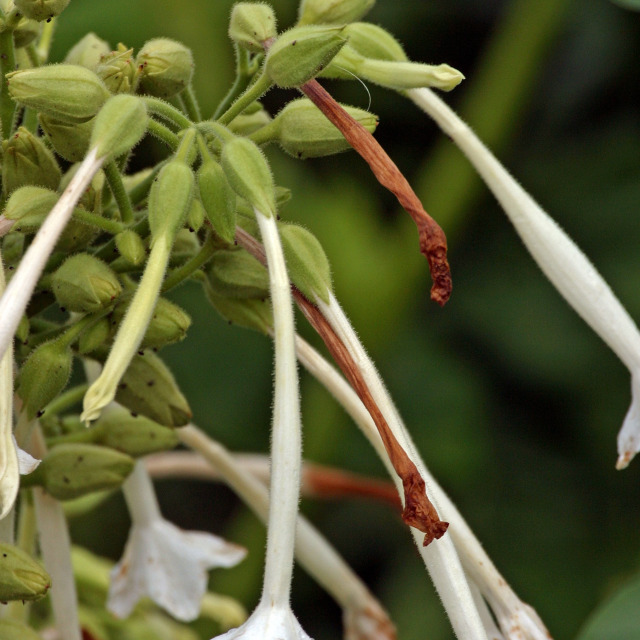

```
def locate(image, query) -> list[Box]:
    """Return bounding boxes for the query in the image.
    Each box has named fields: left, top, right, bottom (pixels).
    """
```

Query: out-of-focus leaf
left=610, top=0, right=640, bottom=10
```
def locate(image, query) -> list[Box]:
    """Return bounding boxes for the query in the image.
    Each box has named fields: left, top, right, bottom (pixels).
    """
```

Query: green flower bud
left=265, top=25, right=347, bottom=88
left=13, top=17, right=42, bottom=49
left=65, top=33, right=111, bottom=71
left=96, top=44, right=138, bottom=94
left=298, top=0, right=375, bottom=25
left=221, top=137, right=275, bottom=217
left=3, top=185, right=58, bottom=232
left=205, top=286, right=273, bottom=334
left=359, top=59, right=464, bottom=91
left=228, top=2, right=278, bottom=53
left=13, top=0, right=70, bottom=21
left=186, top=196, right=205, bottom=233
left=171, top=226, right=200, bottom=259
left=115, top=229, right=146, bottom=266
left=39, top=113, right=94, bottom=162
left=148, top=159, right=195, bottom=244
left=1, top=232, right=24, bottom=266
left=0, top=543, right=50, bottom=602
left=78, top=317, right=111, bottom=355
left=228, top=107, right=272, bottom=136
left=197, top=159, right=237, bottom=244
left=136, top=38, right=194, bottom=98
left=260, top=97, right=378, bottom=158
left=7, top=64, right=110, bottom=123
left=115, top=351, right=191, bottom=427
left=51, top=254, right=122, bottom=313
left=279, top=223, right=332, bottom=302
left=16, top=314, right=30, bottom=344
left=0, top=619, right=45, bottom=640
left=90, top=94, right=148, bottom=159
left=208, top=249, right=269, bottom=299
left=2, top=126, right=61, bottom=194
left=94, top=406, right=179, bottom=456
left=27, top=443, right=134, bottom=500
left=56, top=217, right=100, bottom=253
left=18, top=338, right=73, bottom=419
left=341, top=22, right=407, bottom=61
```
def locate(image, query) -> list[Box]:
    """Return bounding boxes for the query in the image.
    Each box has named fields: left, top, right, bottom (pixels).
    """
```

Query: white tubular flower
left=408, top=87, right=640, bottom=470
left=108, top=461, right=246, bottom=622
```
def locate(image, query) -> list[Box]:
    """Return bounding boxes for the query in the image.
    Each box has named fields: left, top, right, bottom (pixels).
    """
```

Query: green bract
left=297, top=0, right=375, bottom=25
left=265, top=24, right=347, bottom=88
left=7, top=64, right=110, bottom=123
left=229, top=2, right=278, bottom=52
left=0, top=543, right=50, bottom=602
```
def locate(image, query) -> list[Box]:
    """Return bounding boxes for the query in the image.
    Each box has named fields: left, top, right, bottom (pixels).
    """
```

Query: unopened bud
left=13, top=17, right=41, bottom=49
left=115, top=351, right=191, bottom=427
left=39, top=113, right=94, bottom=162
left=229, top=2, right=278, bottom=53
left=298, top=0, right=375, bottom=25
left=341, top=22, right=407, bottom=62
left=78, top=317, right=111, bottom=355
left=208, top=249, right=269, bottom=299
left=279, top=223, right=332, bottom=302
left=0, top=543, right=50, bottom=602
left=7, top=64, right=110, bottom=123
left=228, top=107, right=272, bottom=136
left=65, top=33, right=111, bottom=71
left=205, top=286, right=273, bottom=334
left=186, top=196, right=205, bottom=233
left=90, top=94, right=148, bottom=159
left=52, top=254, right=122, bottom=313
left=197, top=159, right=237, bottom=244
left=358, top=59, right=464, bottom=91
left=148, top=159, right=195, bottom=244
left=266, top=97, right=377, bottom=158
left=18, top=338, right=73, bottom=419
left=136, top=38, right=194, bottom=98
left=13, top=0, right=70, bottom=21
left=0, top=620, right=45, bottom=640
left=56, top=216, right=100, bottom=253
left=221, top=137, right=275, bottom=217
left=96, top=44, right=139, bottom=94
left=265, top=25, right=346, bottom=88
left=172, top=227, right=200, bottom=258
left=3, top=185, right=58, bottom=232
left=1, top=232, right=24, bottom=267
left=27, top=443, right=134, bottom=500
left=94, top=406, right=179, bottom=456
left=115, top=229, right=146, bottom=266
left=2, top=126, right=61, bottom=194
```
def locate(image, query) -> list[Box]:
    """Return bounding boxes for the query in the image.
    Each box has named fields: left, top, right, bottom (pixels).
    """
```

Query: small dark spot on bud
left=47, top=16, right=52, bottom=22
left=147, top=380, right=155, bottom=387
left=138, top=350, right=144, bottom=356
left=60, top=307, right=66, bottom=313
left=63, top=476, right=70, bottom=483
left=291, top=40, right=297, bottom=46
left=37, top=410, right=45, bottom=418
left=130, top=412, right=138, bottom=417
left=8, top=266, right=14, bottom=270
left=3, top=553, right=7, bottom=558
left=276, top=215, right=281, bottom=221
left=118, top=383, right=127, bottom=389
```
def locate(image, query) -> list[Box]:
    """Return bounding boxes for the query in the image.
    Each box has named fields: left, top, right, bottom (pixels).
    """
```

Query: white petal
left=343, top=600, right=396, bottom=640
left=108, top=519, right=246, bottom=622
left=616, top=377, right=640, bottom=469
left=15, top=438, right=41, bottom=475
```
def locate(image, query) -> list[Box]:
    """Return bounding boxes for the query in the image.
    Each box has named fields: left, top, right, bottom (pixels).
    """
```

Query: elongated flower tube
left=408, top=87, right=640, bottom=470
left=108, top=461, right=246, bottom=622
left=292, top=334, right=552, bottom=640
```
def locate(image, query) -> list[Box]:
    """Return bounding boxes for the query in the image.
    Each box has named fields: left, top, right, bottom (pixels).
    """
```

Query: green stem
left=104, top=161, right=134, bottom=224
left=174, top=127, right=196, bottom=163
left=179, top=84, right=202, bottom=122
left=36, top=17, right=56, bottom=63
left=162, top=230, right=217, bottom=291
left=58, top=310, right=110, bottom=349
left=21, top=107, right=38, bottom=133
left=143, top=96, right=193, bottom=130
left=40, top=383, right=89, bottom=418
left=72, top=207, right=126, bottom=235
left=0, top=28, right=17, bottom=140
left=247, top=119, right=277, bottom=147
left=212, top=45, right=252, bottom=120
left=25, top=43, right=40, bottom=67
left=216, top=71, right=272, bottom=126
left=147, top=118, right=179, bottom=150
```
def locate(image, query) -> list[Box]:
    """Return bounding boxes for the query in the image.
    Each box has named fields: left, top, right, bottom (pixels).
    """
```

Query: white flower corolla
left=408, top=87, right=640, bottom=470
left=343, top=598, right=397, bottom=640
left=108, top=462, right=246, bottom=622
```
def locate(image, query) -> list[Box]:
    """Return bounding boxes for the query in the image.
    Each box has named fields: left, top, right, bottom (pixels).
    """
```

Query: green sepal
left=136, top=38, right=194, bottom=99
left=39, top=114, right=94, bottom=162
left=0, top=543, right=50, bottom=602
left=228, top=2, right=278, bottom=53
left=96, top=44, right=139, bottom=95
left=3, top=185, right=58, bottom=232
left=208, top=249, right=269, bottom=299
left=340, top=22, right=407, bottom=61
left=186, top=196, right=206, bottom=233
left=204, top=285, right=273, bottom=335
left=297, top=0, right=375, bottom=25
left=197, top=159, right=237, bottom=243
left=115, top=351, right=192, bottom=427
left=78, top=318, right=111, bottom=355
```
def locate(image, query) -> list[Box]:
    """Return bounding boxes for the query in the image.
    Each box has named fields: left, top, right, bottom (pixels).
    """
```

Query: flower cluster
left=0, top=0, right=636, bottom=639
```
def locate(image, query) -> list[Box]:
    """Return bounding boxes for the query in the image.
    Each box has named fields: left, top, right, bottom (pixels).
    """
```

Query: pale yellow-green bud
left=13, top=17, right=41, bottom=49
left=298, top=0, right=375, bottom=25
left=148, top=159, right=195, bottom=243
left=13, top=0, right=70, bottom=21
left=228, top=107, right=272, bottom=136
left=25, top=443, right=134, bottom=500
left=171, top=226, right=200, bottom=258
left=65, top=33, right=111, bottom=71
left=115, top=229, right=146, bottom=266
left=96, top=44, right=139, bottom=94
left=18, top=338, right=73, bottom=419
left=205, top=285, right=273, bottom=334
left=186, top=196, right=205, bottom=233
left=265, top=25, right=347, bottom=88
left=228, top=2, right=278, bottom=53
left=359, top=59, right=464, bottom=91
left=256, top=97, right=377, bottom=158
left=39, top=113, right=94, bottom=162
left=94, top=406, right=180, bottom=456
left=0, top=619, right=45, bottom=640
left=279, top=223, right=332, bottom=302
left=7, top=64, right=110, bottom=123
left=115, top=351, right=191, bottom=427
left=78, top=317, right=111, bottom=355
left=3, top=185, right=57, bottom=232
left=90, top=94, right=148, bottom=159
left=208, top=249, right=270, bottom=299
left=136, top=38, right=194, bottom=98
left=341, top=22, right=407, bottom=61
left=51, top=254, right=122, bottom=313
left=2, top=126, right=61, bottom=194
left=1, top=232, right=24, bottom=267
left=221, top=136, right=275, bottom=217
left=0, top=543, right=50, bottom=602
left=197, top=159, right=237, bottom=244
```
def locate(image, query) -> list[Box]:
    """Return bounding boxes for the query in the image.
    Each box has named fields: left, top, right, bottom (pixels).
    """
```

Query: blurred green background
left=54, top=0, right=640, bottom=638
